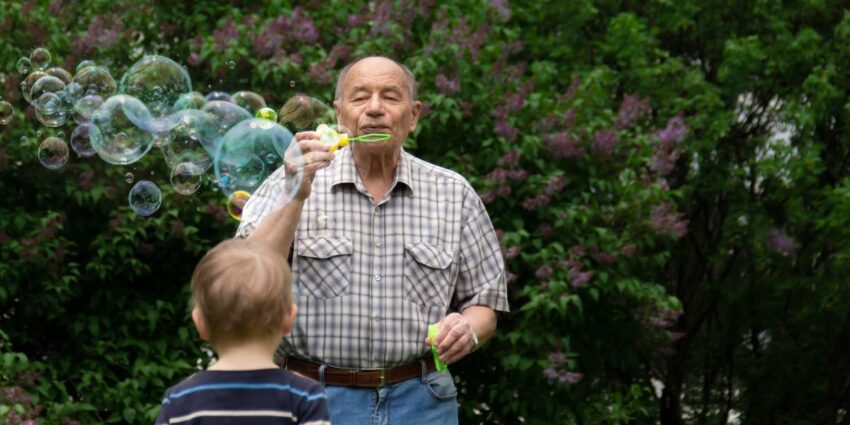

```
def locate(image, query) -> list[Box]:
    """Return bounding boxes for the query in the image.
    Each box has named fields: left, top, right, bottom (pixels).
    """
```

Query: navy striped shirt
left=155, top=369, right=329, bottom=425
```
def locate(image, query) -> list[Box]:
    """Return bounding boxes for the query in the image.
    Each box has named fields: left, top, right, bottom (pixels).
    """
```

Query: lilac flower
left=212, top=18, right=239, bottom=52
left=501, top=40, right=525, bottom=56
left=508, top=169, right=528, bottom=182
left=522, top=194, right=550, bottom=210
left=505, top=92, right=525, bottom=112
left=563, top=108, right=576, bottom=128
left=615, top=94, right=651, bottom=129
left=559, top=258, right=582, bottom=271
left=621, top=243, right=636, bottom=258
left=537, top=224, right=554, bottom=238
left=252, top=31, right=284, bottom=58
left=488, top=167, right=508, bottom=184
left=481, top=190, right=496, bottom=204
left=649, top=317, right=674, bottom=329
left=658, top=114, right=688, bottom=145
left=498, top=150, right=520, bottom=168
left=595, top=251, right=618, bottom=265
left=290, top=7, right=320, bottom=42
left=569, top=269, right=593, bottom=288
left=371, top=0, right=393, bottom=35
left=568, top=245, right=585, bottom=258
left=504, top=246, right=520, bottom=259
left=535, top=265, right=553, bottom=279
left=506, top=272, right=518, bottom=285
left=494, top=121, right=518, bottom=141
left=544, top=176, right=567, bottom=195
left=160, top=21, right=177, bottom=37
left=187, top=53, right=201, bottom=67
left=459, top=101, right=474, bottom=117
left=766, top=228, right=796, bottom=254
left=650, top=203, right=688, bottom=238
left=548, top=351, right=566, bottom=366
left=419, top=102, right=431, bottom=118
left=591, top=129, right=618, bottom=159
left=496, top=184, right=511, bottom=198
left=544, top=133, right=585, bottom=159
left=543, top=367, right=560, bottom=381
left=435, top=74, right=461, bottom=95
left=564, top=75, right=581, bottom=102
left=559, top=372, right=584, bottom=384
left=79, top=15, right=123, bottom=53
left=49, top=0, right=64, bottom=16
left=490, top=0, right=513, bottom=22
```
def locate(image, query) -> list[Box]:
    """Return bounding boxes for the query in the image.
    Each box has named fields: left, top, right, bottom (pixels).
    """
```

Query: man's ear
left=281, top=304, right=298, bottom=335
left=192, top=307, right=210, bottom=341
left=409, top=100, right=422, bottom=132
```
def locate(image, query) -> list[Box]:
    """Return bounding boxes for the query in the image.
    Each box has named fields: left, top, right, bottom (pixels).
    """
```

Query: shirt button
left=374, top=275, right=381, bottom=281
left=371, top=312, right=382, bottom=321
left=320, top=249, right=328, bottom=256
left=375, top=241, right=382, bottom=247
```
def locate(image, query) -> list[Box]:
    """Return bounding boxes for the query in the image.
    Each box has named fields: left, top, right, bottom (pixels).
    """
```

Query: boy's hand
left=286, top=131, right=335, bottom=201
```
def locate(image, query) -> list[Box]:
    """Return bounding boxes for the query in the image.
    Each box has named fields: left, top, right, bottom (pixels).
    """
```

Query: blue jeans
left=323, top=369, right=458, bottom=425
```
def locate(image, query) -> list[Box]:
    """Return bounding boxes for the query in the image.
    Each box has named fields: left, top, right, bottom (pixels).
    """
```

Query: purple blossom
left=766, top=228, right=796, bottom=254
left=569, top=269, right=593, bottom=288
left=548, top=351, right=566, bottom=366
left=568, top=245, right=585, bottom=258
left=78, top=15, right=123, bottom=53
left=504, top=246, right=520, bottom=259
left=544, top=133, right=585, bottom=159
left=160, top=21, right=177, bottom=37
left=559, top=372, right=584, bottom=384
left=650, top=203, right=688, bottom=238
left=187, top=53, right=201, bottom=67
left=459, top=101, right=474, bottom=117
left=508, top=169, right=528, bottom=182
left=372, top=0, right=394, bottom=35
left=490, top=0, right=513, bottom=22
left=501, top=40, right=525, bottom=56
left=435, top=73, right=461, bottom=95
left=498, top=150, right=520, bottom=168
left=496, top=184, right=511, bottom=198
left=616, top=93, right=651, bottom=129
left=563, top=75, right=581, bottom=102
left=505, top=92, right=525, bottom=112
left=537, top=224, right=554, bottom=238
left=559, top=258, right=582, bottom=271
left=494, top=121, right=518, bottom=141
left=488, top=168, right=508, bottom=184
left=535, top=265, right=553, bottom=279
left=252, top=31, right=284, bottom=58
left=212, top=18, right=239, bottom=52
left=49, top=0, right=64, bottom=16
left=543, top=367, right=560, bottom=381
left=591, top=129, right=618, bottom=159
left=290, top=7, right=320, bottom=42
left=658, top=114, right=688, bottom=145
left=649, top=317, right=674, bottom=329
left=522, top=194, right=550, bottom=211
left=595, top=251, right=618, bottom=265
left=506, top=272, right=518, bottom=285
left=621, top=243, right=636, bottom=257
left=481, top=190, right=496, bottom=204
left=544, top=176, right=567, bottom=195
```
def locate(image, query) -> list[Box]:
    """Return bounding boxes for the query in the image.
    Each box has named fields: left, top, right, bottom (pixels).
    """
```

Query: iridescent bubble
left=226, top=61, right=236, bottom=69
left=90, top=95, right=155, bottom=165
left=46, top=67, right=73, bottom=85
left=205, top=91, right=232, bottom=103
left=231, top=91, right=266, bottom=114
left=256, top=107, right=277, bottom=121
left=76, top=60, right=96, bottom=73
left=35, top=92, right=69, bottom=127
left=21, top=71, right=48, bottom=104
left=119, top=55, right=192, bottom=118
left=16, top=57, right=31, bottom=75
left=124, top=172, right=134, bottom=184
left=289, top=81, right=296, bottom=88
left=159, top=109, right=219, bottom=171
left=73, top=65, right=117, bottom=99
left=70, top=123, right=99, bottom=157
left=202, top=100, right=252, bottom=135
left=173, top=91, right=205, bottom=111
left=64, top=81, right=83, bottom=102
left=30, top=75, right=65, bottom=102
left=226, top=191, right=251, bottom=221
left=214, top=118, right=301, bottom=200
left=30, top=48, right=51, bottom=71
left=277, top=95, right=335, bottom=133
left=38, top=136, right=69, bottom=170
left=170, top=162, right=204, bottom=195
left=128, top=180, right=162, bottom=217
left=0, top=101, right=13, bottom=125
left=73, top=95, right=103, bottom=124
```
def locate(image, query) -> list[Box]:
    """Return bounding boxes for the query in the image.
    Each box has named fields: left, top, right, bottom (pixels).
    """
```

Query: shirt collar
left=330, top=147, right=415, bottom=196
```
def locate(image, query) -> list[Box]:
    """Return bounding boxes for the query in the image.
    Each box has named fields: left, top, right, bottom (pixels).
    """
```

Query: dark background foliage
left=1, top=0, right=850, bottom=424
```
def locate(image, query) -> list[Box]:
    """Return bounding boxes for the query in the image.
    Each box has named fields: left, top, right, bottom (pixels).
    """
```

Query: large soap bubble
left=173, top=91, right=205, bottom=111
left=46, top=67, right=73, bottom=85
left=0, top=101, right=13, bottom=125
left=73, top=95, right=104, bottom=124
left=128, top=180, right=162, bottom=216
left=202, top=100, right=252, bottom=135
left=35, top=93, right=70, bottom=127
left=277, top=95, right=336, bottom=133
left=30, top=75, right=65, bottom=102
left=73, top=65, right=117, bottom=99
left=38, top=136, right=69, bottom=170
left=70, top=123, right=99, bottom=157
left=21, top=71, right=48, bottom=104
left=30, top=48, right=51, bottom=71
left=90, top=95, right=155, bottom=165
left=214, top=118, right=301, bottom=200
left=159, top=109, right=219, bottom=171
left=170, top=162, right=204, bottom=195
left=119, top=55, right=191, bottom=118
left=231, top=91, right=266, bottom=114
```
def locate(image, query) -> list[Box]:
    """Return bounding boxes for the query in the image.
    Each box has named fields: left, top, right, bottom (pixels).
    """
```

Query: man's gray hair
left=334, top=56, right=418, bottom=102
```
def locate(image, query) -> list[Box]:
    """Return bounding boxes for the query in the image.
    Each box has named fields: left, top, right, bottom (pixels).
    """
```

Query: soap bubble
left=170, top=162, right=204, bottom=195
left=173, top=91, right=205, bottom=111
left=0, top=101, right=13, bottom=125
left=159, top=109, right=219, bottom=170
left=46, top=67, right=73, bottom=85
left=35, top=92, right=70, bottom=127
left=73, top=94, right=103, bottom=124
left=202, top=100, right=252, bottom=135
left=38, top=136, right=69, bottom=170
left=30, top=75, right=65, bottom=102
left=205, top=91, right=232, bottom=103
left=289, top=80, right=296, bottom=88
left=256, top=107, right=277, bottom=121
left=226, top=190, right=251, bottom=221
left=73, top=65, right=117, bottom=99
left=124, top=172, right=134, bottom=184
left=277, top=95, right=335, bottom=133
left=214, top=118, right=301, bottom=200
left=90, top=95, right=155, bottom=165
left=16, top=57, right=31, bottom=74
left=30, top=48, right=51, bottom=71
left=21, top=71, right=48, bottom=103
left=70, top=123, right=99, bottom=157
left=76, top=60, right=96, bottom=73
left=119, top=55, right=192, bottom=118
left=128, top=180, right=162, bottom=216
left=226, top=60, right=236, bottom=69
left=231, top=91, right=266, bottom=114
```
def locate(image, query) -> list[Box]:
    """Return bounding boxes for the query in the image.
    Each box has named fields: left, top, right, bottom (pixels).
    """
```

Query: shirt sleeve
left=452, top=188, right=510, bottom=313
left=235, top=166, right=289, bottom=239
left=154, top=392, right=171, bottom=425
left=297, top=382, right=331, bottom=425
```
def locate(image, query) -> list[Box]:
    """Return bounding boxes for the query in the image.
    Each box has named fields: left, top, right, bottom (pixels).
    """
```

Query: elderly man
left=236, top=56, right=509, bottom=425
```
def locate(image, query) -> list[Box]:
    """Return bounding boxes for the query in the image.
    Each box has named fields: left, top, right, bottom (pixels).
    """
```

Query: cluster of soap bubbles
left=9, top=48, right=340, bottom=218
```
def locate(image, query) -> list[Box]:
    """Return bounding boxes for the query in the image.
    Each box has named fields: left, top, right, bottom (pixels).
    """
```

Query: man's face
left=334, top=57, right=422, bottom=153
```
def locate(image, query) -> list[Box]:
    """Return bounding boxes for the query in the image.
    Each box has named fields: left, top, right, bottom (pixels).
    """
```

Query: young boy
left=155, top=238, right=329, bottom=424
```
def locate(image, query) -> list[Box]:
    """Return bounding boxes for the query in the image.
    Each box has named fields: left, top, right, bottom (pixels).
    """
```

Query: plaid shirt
left=236, top=148, right=509, bottom=368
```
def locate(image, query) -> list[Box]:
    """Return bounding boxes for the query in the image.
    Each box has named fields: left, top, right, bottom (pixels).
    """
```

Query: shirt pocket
left=403, top=242, right=454, bottom=307
left=296, top=236, right=353, bottom=299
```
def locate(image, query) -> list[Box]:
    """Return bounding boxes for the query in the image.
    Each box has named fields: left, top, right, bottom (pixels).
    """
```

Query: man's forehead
left=344, top=58, right=408, bottom=91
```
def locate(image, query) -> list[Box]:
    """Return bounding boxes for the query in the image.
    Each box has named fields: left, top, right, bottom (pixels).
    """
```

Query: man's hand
left=287, top=131, right=335, bottom=201
left=426, top=313, right=475, bottom=365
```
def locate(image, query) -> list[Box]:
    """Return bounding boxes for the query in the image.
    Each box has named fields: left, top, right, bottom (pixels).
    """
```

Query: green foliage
left=2, top=0, right=850, bottom=424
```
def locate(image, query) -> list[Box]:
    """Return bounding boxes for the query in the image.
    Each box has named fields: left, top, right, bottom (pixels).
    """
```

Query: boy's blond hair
left=191, top=238, right=293, bottom=343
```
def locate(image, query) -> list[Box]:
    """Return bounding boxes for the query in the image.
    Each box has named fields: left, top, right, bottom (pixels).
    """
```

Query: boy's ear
left=192, top=307, right=210, bottom=341
left=281, top=304, right=298, bottom=335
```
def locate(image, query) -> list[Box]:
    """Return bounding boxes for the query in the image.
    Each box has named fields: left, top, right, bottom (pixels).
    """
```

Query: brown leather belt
left=284, top=356, right=436, bottom=387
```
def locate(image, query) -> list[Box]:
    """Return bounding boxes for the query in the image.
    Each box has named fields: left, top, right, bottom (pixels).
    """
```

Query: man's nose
left=365, top=95, right=383, bottom=116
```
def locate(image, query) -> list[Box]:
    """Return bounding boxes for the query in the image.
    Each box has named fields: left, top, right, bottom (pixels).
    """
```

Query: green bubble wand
left=318, top=124, right=391, bottom=152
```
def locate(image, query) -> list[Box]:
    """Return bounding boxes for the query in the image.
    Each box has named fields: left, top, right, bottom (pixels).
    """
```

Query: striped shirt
left=237, top=148, right=510, bottom=368
left=155, top=369, right=329, bottom=425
